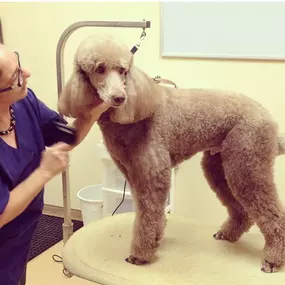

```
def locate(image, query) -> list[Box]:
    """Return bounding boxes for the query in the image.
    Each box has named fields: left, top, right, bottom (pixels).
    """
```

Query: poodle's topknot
left=75, top=34, right=133, bottom=74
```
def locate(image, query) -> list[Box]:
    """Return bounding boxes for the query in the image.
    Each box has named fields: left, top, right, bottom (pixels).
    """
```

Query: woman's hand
left=0, top=142, right=72, bottom=228
left=38, top=142, right=71, bottom=180
left=69, top=102, right=110, bottom=148
left=88, top=101, right=110, bottom=121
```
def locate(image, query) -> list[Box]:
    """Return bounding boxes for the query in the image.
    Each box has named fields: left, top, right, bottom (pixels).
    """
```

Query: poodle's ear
left=58, top=69, right=101, bottom=119
left=109, top=66, right=165, bottom=124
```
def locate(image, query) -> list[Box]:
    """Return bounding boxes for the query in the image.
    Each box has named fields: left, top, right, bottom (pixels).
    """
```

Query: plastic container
left=97, top=141, right=131, bottom=192
left=102, top=187, right=135, bottom=216
left=77, top=184, right=103, bottom=225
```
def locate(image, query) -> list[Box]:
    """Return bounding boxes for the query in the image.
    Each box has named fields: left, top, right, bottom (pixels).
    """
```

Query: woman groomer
left=0, top=44, right=109, bottom=285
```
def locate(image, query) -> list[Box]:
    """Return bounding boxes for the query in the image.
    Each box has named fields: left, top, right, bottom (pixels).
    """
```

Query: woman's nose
left=22, top=68, right=31, bottom=78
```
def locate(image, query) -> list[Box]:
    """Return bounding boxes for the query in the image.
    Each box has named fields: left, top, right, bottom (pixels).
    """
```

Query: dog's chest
left=98, top=118, right=155, bottom=161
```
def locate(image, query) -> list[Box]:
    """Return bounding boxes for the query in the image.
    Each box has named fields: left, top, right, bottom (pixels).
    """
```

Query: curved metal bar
left=56, top=20, right=150, bottom=96
left=0, top=19, right=4, bottom=44
left=55, top=20, right=151, bottom=245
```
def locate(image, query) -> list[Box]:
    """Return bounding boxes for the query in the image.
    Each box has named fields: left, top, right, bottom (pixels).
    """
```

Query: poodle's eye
left=96, top=64, right=105, bottom=74
left=119, top=67, right=126, bottom=75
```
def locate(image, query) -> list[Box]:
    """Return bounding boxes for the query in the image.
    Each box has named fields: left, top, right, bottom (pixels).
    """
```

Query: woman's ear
left=110, top=66, right=165, bottom=124
left=58, top=69, right=101, bottom=119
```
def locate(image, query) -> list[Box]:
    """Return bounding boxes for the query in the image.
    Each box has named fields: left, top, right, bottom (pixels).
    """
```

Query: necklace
left=0, top=107, right=16, bottom=135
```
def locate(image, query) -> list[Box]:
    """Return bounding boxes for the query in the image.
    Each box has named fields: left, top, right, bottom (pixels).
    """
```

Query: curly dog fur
left=58, top=34, right=285, bottom=273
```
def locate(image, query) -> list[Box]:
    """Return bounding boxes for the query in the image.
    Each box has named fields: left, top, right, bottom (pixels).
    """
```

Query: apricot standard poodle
left=58, top=34, right=285, bottom=273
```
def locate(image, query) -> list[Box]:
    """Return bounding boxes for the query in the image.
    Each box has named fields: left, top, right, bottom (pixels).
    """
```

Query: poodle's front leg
left=126, top=205, right=167, bottom=265
left=125, top=152, right=171, bottom=265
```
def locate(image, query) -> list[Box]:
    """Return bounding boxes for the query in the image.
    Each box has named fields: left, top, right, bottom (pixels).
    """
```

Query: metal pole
left=56, top=20, right=151, bottom=245
left=0, top=19, right=4, bottom=44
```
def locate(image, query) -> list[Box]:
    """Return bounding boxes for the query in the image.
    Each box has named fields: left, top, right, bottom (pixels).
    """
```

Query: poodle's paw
left=213, top=216, right=253, bottom=243
left=213, top=229, right=242, bottom=242
left=125, top=255, right=149, bottom=265
left=213, top=230, right=225, bottom=240
left=213, top=230, right=232, bottom=242
left=261, top=260, right=283, bottom=273
left=262, top=225, right=285, bottom=273
left=128, top=239, right=157, bottom=266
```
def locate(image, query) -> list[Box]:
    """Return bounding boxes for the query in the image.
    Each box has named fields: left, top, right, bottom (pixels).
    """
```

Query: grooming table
left=62, top=212, right=284, bottom=285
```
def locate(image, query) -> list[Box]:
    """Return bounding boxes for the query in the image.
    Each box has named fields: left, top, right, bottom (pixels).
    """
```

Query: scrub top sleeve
left=0, top=176, right=10, bottom=215
left=26, top=88, right=68, bottom=146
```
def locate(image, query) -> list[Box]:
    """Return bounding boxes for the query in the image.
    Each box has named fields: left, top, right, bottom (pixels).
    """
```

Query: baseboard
left=43, top=204, right=83, bottom=221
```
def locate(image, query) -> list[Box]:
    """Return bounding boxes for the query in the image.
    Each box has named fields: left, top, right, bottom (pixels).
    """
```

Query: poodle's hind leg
left=222, top=123, right=285, bottom=273
left=201, top=151, right=254, bottom=242
left=125, top=148, right=171, bottom=265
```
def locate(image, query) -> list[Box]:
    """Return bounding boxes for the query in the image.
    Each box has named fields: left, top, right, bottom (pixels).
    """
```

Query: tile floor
left=26, top=241, right=97, bottom=285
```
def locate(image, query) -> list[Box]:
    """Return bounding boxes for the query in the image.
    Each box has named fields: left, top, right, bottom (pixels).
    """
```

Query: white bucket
left=97, top=141, right=131, bottom=192
left=102, top=187, right=135, bottom=216
left=77, top=184, right=103, bottom=225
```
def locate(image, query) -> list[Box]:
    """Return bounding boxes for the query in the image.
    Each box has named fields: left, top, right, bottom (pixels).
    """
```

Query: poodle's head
left=76, top=34, right=132, bottom=108
left=58, top=34, right=164, bottom=123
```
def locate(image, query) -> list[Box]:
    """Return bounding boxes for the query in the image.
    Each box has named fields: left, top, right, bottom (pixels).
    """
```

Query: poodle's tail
left=277, top=135, right=285, bottom=155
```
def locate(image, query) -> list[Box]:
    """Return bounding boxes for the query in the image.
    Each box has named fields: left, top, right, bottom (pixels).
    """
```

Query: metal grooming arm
left=56, top=20, right=151, bottom=245
left=0, top=18, right=4, bottom=44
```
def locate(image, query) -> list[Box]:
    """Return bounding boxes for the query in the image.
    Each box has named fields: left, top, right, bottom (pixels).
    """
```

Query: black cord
left=52, top=254, right=62, bottom=263
left=111, top=180, right=127, bottom=216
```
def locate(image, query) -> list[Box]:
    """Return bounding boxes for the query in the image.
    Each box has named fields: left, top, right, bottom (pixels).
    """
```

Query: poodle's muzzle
left=89, top=70, right=127, bottom=108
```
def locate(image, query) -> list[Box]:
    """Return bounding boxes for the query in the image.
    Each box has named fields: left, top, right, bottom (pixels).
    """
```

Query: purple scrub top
left=0, top=88, right=67, bottom=284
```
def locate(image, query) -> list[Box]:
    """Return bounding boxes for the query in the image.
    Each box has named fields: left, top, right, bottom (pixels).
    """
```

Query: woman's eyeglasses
left=0, top=51, right=23, bottom=94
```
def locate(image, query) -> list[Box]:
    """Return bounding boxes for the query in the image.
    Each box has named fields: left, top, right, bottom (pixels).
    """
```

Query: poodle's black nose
left=112, top=95, right=125, bottom=105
